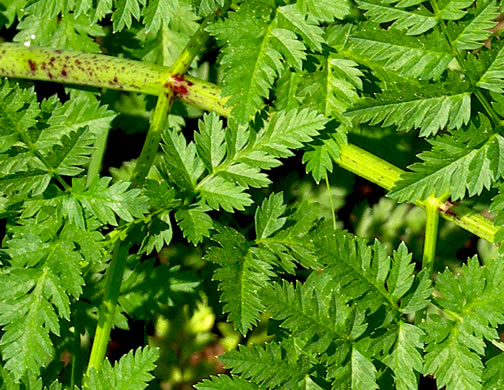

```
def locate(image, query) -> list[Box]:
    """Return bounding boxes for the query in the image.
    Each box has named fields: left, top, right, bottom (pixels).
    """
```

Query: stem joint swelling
left=163, top=74, right=194, bottom=102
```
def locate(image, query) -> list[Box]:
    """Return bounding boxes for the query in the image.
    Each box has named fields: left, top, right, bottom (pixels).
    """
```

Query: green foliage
left=202, top=223, right=432, bottom=389
left=85, top=346, right=159, bottom=389
left=355, top=0, right=438, bottom=36
left=334, top=22, right=453, bottom=80
left=3, top=0, right=504, bottom=389
left=207, top=3, right=324, bottom=124
left=348, top=75, right=472, bottom=137
left=390, top=115, right=503, bottom=202
left=205, top=225, right=275, bottom=334
left=160, top=109, right=327, bottom=213
left=296, top=0, right=353, bottom=22
left=477, top=43, right=504, bottom=93
left=448, top=0, right=500, bottom=50
left=0, top=218, right=98, bottom=381
left=422, top=256, right=504, bottom=390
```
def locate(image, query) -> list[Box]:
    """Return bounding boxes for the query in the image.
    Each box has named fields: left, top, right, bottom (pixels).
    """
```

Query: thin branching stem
left=86, top=240, right=129, bottom=374
left=0, top=45, right=499, bottom=243
left=325, top=175, right=337, bottom=230
left=422, top=196, right=441, bottom=273
left=86, top=127, right=109, bottom=187
left=85, top=8, right=226, bottom=374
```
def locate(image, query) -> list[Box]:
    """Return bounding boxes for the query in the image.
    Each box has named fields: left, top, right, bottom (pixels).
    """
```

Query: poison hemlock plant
left=1, top=0, right=504, bottom=389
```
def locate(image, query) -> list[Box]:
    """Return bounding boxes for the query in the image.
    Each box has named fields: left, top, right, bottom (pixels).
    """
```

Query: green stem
left=337, top=143, right=402, bottom=191
left=0, top=43, right=231, bottom=116
left=0, top=45, right=499, bottom=243
left=182, top=75, right=231, bottom=117
left=422, top=196, right=440, bottom=272
left=169, top=9, right=219, bottom=75
left=70, top=323, right=81, bottom=388
left=0, top=43, right=165, bottom=94
left=86, top=241, right=129, bottom=374
left=337, top=143, right=498, bottom=242
left=130, top=93, right=173, bottom=187
left=87, top=127, right=109, bottom=187
left=129, top=8, right=222, bottom=187
left=325, top=175, right=337, bottom=230
left=85, top=9, right=224, bottom=374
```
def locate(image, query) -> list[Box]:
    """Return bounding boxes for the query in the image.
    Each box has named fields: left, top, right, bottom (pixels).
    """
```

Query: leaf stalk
left=422, top=196, right=441, bottom=273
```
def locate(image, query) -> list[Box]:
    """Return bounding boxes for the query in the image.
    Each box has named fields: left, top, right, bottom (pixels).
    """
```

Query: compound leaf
left=205, top=227, right=275, bottom=334
left=72, top=177, right=149, bottom=226
left=449, top=0, right=500, bottom=50
left=383, top=322, right=425, bottom=390
left=348, top=80, right=471, bottom=137
left=85, top=346, right=159, bottom=389
left=175, top=205, right=214, bottom=245
left=356, top=0, right=437, bottom=36
left=390, top=116, right=503, bottom=202
left=255, top=192, right=287, bottom=240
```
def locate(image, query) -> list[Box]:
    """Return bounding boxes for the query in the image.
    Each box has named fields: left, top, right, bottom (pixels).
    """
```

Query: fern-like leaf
left=0, top=221, right=90, bottom=380
left=194, top=109, right=327, bottom=211
left=348, top=77, right=471, bottom=137
left=483, top=353, right=504, bottom=389
left=296, top=0, right=353, bottom=22
left=302, top=131, right=343, bottom=184
left=261, top=278, right=360, bottom=354
left=338, top=23, right=453, bottom=80
left=85, top=346, right=159, bottom=389
left=191, top=0, right=225, bottom=16
left=299, top=55, right=364, bottom=125
left=205, top=227, right=275, bottom=334
left=423, top=255, right=504, bottom=390
left=225, top=108, right=327, bottom=175
left=449, top=0, right=500, bottom=50
left=438, top=0, right=479, bottom=20
left=275, top=5, right=325, bottom=52
left=142, top=0, right=176, bottom=34
left=41, top=91, right=116, bottom=146
left=14, top=12, right=104, bottom=52
left=71, top=177, right=149, bottom=226
left=314, top=227, right=431, bottom=314
left=196, top=375, right=259, bottom=390
left=207, top=5, right=284, bottom=124
left=198, top=176, right=252, bottom=212
left=161, top=128, right=205, bottom=192
left=0, top=84, right=114, bottom=202
left=208, top=4, right=316, bottom=124
left=219, top=341, right=313, bottom=388
left=351, top=348, right=379, bottom=390
left=41, top=126, right=96, bottom=176
left=257, top=200, right=321, bottom=272
left=254, top=192, right=287, bottom=240
left=477, top=43, right=504, bottom=93
left=111, top=0, right=144, bottom=33
left=390, top=115, right=503, bottom=202
left=194, top=112, right=226, bottom=173
left=356, top=0, right=437, bottom=36
left=383, top=322, right=425, bottom=390
left=174, top=204, right=214, bottom=245
left=253, top=108, right=328, bottom=159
